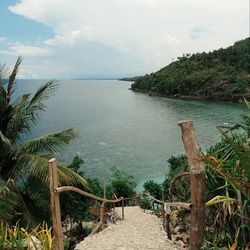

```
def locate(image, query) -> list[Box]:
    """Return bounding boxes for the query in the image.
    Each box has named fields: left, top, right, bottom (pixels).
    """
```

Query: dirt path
left=75, top=206, right=180, bottom=250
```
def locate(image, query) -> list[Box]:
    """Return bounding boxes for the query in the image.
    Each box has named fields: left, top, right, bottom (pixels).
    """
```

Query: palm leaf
left=14, top=154, right=89, bottom=188
left=26, top=81, right=58, bottom=127
left=204, top=156, right=250, bottom=199
left=6, top=94, right=31, bottom=140
left=221, top=131, right=250, bottom=180
left=18, top=128, right=78, bottom=154
left=57, top=165, right=89, bottom=189
left=206, top=195, right=236, bottom=206
left=0, top=131, right=12, bottom=150
left=6, top=56, right=22, bottom=103
left=0, top=179, right=21, bottom=221
left=0, top=63, right=8, bottom=89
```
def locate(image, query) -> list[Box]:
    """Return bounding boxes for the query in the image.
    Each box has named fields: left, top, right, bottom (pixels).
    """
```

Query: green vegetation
left=131, top=38, right=250, bottom=101
left=142, top=101, right=250, bottom=249
left=0, top=57, right=88, bottom=226
left=61, top=155, right=102, bottom=223
left=0, top=222, right=54, bottom=249
left=119, top=76, right=142, bottom=82
left=203, top=103, right=250, bottom=249
left=143, top=180, right=162, bottom=200
left=107, top=167, right=137, bottom=198
left=1, top=57, right=249, bottom=249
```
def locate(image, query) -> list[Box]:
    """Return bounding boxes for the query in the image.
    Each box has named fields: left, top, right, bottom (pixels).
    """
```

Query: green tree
left=0, top=57, right=88, bottom=225
left=60, top=155, right=102, bottom=223
left=143, top=180, right=162, bottom=200
left=162, top=155, right=189, bottom=201
left=131, top=37, right=250, bottom=102
left=107, top=168, right=136, bottom=198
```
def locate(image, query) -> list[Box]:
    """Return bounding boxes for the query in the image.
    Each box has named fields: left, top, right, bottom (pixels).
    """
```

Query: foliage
left=143, top=180, right=162, bottom=200
left=0, top=221, right=54, bottom=249
left=107, top=167, right=137, bottom=198
left=60, top=155, right=102, bottom=223
left=162, top=155, right=189, bottom=201
left=131, top=37, right=250, bottom=102
left=0, top=58, right=88, bottom=226
left=144, top=101, right=250, bottom=248
left=160, top=103, right=250, bottom=249
left=203, top=103, right=250, bottom=249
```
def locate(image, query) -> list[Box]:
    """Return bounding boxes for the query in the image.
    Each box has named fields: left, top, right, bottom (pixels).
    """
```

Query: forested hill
left=131, top=38, right=250, bottom=101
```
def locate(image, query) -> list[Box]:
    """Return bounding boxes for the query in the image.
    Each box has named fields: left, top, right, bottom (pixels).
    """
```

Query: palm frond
left=0, top=63, right=8, bottom=89
left=221, top=131, right=250, bottom=181
left=57, top=165, right=89, bottom=189
left=14, top=154, right=52, bottom=184
left=0, top=86, right=7, bottom=106
left=26, top=81, right=58, bottom=127
left=7, top=56, right=22, bottom=103
left=5, top=94, right=31, bottom=141
left=0, top=179, right=21, bottom=221
left=0, top=131, right=12, bottom=150
left=18, top=128, right=78, bottom=154
left=14, top=154, right=88, bottom=188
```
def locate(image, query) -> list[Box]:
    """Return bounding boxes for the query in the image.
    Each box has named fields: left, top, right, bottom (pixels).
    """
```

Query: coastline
left=130, top=88, right=246, bottom=103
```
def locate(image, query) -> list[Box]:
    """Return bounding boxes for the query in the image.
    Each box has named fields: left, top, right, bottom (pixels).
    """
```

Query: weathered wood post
left=161, top=189, right=165, bottom=230
left=111, top=194, right=115, bottom=209
left=178, top=120, right=206, bottom=250
left=48, top=158, right=64, bottom=250
left=121, top=198, right=125, bottom=220
left=100, top=177, right=106, bottom=223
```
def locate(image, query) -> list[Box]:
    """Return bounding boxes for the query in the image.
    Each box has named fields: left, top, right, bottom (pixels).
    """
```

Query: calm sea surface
left=16, top=80, right=245, bottom=189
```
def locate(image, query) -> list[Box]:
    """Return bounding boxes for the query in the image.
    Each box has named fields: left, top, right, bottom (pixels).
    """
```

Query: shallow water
left=16, top=79, right=245, bottom=188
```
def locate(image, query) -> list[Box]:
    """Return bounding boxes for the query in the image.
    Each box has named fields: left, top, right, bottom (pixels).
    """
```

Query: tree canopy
left=131, top=37, right=250, bottom=101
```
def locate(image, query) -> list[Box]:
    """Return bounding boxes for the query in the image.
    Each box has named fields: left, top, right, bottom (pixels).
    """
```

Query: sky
left=0, top=0, right=249, bottom=79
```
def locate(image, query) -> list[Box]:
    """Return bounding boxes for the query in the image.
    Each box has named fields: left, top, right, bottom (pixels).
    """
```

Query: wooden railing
left=49, top=120, right=205, bottom=250
left=48, top=159, right=125, bottom=250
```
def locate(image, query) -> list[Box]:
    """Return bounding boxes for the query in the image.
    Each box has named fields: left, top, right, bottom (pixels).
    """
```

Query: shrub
left=107, top=168, right=136, bottom=198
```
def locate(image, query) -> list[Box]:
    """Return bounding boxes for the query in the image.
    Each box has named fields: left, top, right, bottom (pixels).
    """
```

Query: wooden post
left=161, top=189, right=165, bottom=230
left=165, top=210, right=172, bottom=240
left=48, top=158, right=64, bottom=250
left=100, top=177, right=106, bottom=222
left=121, top=198, right=124, bottom=220
left=162, top=189, right=172, bottom=240
left=178, top=120, right=206, bottom=250
left=111, top=194, right=115, bottom=209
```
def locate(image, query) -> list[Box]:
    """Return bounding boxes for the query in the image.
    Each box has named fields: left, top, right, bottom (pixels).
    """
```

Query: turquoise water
left=16, top=80, right=245, bottom=188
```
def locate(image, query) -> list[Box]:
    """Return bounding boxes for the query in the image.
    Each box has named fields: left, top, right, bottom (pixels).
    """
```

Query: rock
left=82, top=221, right=95, bottom=229
left=23, top=236, right=42, bottom=250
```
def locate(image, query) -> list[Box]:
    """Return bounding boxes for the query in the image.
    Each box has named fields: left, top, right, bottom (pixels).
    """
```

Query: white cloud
left=44, top=30, right=81, bottom=47
left=0, top=37, right=7, bottom=43
left=7, top=0, right=249, bottom=77
left=0, top=43, right=50, bottom=57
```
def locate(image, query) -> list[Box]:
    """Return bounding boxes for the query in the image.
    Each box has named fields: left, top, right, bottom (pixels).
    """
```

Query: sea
left=15, top=79, right=245, bottom=189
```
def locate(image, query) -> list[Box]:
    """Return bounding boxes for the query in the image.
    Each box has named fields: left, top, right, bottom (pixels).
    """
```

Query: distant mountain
left=131, top=38, right=250, bottom=102
left=119, top=76, right=142, bottom=82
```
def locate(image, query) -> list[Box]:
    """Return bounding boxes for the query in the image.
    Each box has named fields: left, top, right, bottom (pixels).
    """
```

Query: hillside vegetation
left=131, top=38, right=250, bottom=101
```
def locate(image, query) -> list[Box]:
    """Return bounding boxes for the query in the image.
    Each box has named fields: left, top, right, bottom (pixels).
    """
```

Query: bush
left=162, top=155, right=190, bottom=201
left=143, top=180, right=162, bottom=200
left=107, top=168, right=136, bottom=198
left=60, top=155, right=102, bottom=223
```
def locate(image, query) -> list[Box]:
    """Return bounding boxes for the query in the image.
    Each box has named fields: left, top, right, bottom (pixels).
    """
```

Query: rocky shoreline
left=130, top=88, right=247, bottom=103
